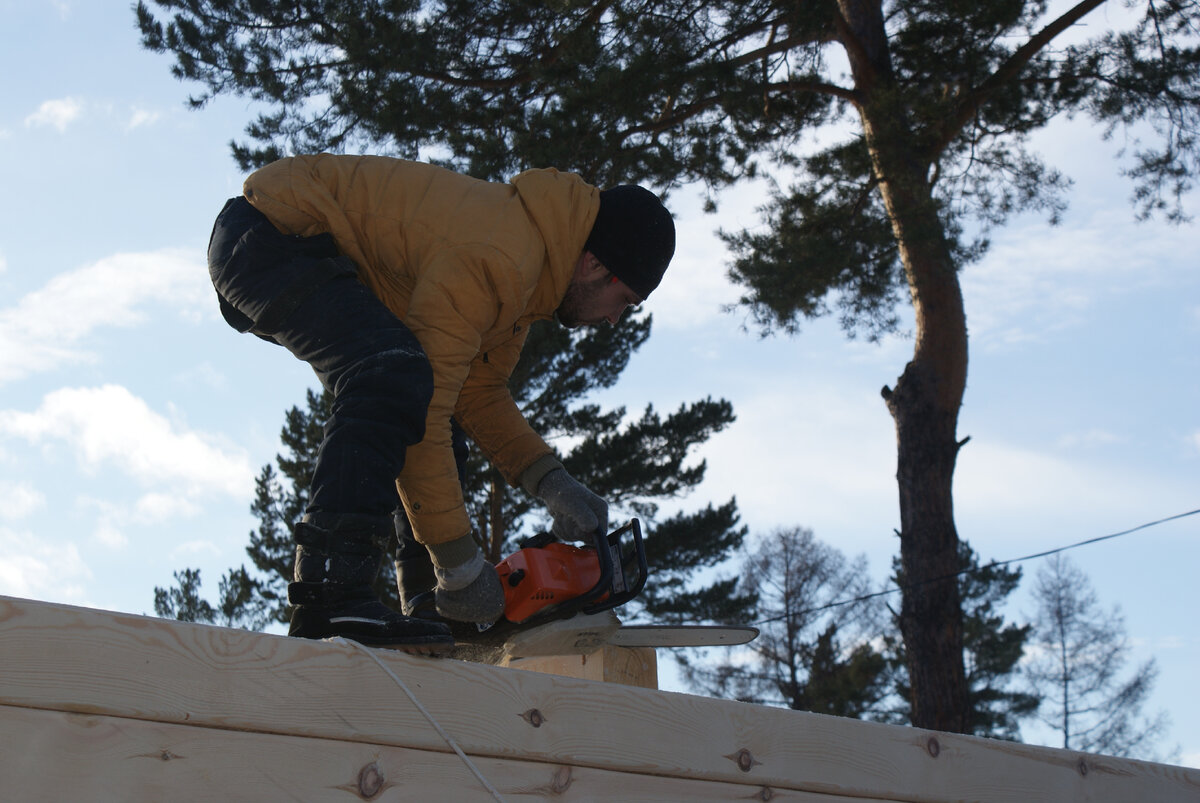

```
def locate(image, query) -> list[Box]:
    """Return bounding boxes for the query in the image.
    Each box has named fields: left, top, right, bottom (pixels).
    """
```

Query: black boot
left=394, top=511, right=506, bottom=635
left=393, top=508, right=438, bottom=619
left=287, top=512, right=453, bottom=652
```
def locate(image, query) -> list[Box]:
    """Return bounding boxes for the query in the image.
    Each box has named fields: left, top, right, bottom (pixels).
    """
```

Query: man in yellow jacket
left=207, top=154, right=675, bottom=652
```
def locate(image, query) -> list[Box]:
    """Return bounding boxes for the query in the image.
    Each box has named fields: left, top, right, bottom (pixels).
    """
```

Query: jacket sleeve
left=395, top=249, right=511, bottom=545
left=455, top=324, right=555, bottom=487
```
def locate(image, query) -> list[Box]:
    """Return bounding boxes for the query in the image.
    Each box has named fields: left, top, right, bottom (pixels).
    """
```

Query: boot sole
left=364, top=639, right=456, bottom=657
left=293, top=631, right=456, bottom=655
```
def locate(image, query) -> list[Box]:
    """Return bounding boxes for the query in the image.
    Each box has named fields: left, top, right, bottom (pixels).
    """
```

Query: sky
left=1, top=0, right=1197, bottom=767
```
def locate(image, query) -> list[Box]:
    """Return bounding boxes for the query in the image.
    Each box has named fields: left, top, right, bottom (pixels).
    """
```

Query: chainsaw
left=450, top=519, right=757, bottom=662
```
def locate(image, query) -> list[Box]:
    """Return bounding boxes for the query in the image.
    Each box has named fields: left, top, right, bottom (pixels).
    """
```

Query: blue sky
left=2, top=0, right=1197, bottom=766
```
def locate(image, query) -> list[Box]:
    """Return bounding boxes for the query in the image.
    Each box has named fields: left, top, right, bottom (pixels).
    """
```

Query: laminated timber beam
left=2, top=595, right=1198, bottom=802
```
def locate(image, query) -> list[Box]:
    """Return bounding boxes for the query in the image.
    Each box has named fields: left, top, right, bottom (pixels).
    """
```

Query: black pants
left=207, top=197, right=434, bottom=519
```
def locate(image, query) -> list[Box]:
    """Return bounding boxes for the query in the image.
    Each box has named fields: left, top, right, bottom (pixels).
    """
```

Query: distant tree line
left=673, top=528, right=1170, bottom=756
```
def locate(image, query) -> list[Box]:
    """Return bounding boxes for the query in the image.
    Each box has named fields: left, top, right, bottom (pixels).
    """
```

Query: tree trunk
left=838, top=0, right=971, bottom=731
left=873, top=147, right=970, bottom=732
left=883, top=359, right=969, bottom=733
left=486, top=470, right=506, bottom=563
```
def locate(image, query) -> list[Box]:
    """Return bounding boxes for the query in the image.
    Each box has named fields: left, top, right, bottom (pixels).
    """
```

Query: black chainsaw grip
left=582, top=519, right=647, bottom=615
left=574, top=523, right=616, bottom=608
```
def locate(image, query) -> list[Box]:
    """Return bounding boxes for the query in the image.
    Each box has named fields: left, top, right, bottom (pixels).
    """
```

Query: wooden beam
left=1, top=704, right=873, bottom=802
left=2, top=596, right=1197, bottom=802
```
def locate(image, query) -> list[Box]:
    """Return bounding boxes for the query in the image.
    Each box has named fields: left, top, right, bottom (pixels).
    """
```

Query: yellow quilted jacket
left=243, top=154, right=599, bottom=545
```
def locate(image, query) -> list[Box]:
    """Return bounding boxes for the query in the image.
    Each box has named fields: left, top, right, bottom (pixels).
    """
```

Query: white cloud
left=81, top=490, right=205, bottom=549
left=690, top=378, right=898, bottom=551
left=0, top=249, right=212, bottom=384
left=1055, top=429, right=1125, bottom=450
left=74, top=492, right=201, bottom=551
left=126, top=107, right=161, bottom=131
left=173, top=361, right=229, bottom=392
left=963, top=205, right=1199, bottom=348
left=24, top=96, right=84, bottom=132
left=0, top=252, right=7, bottom=273
left=0, top=385, right=255, bottom=499
left=93, top=519, right=128, bottom=549
left=1189, top=430, right=1200, bottom=455
left=0, top=481, right=45, bottom=520
left=0, top=526, right=91, bottom=601
left=172, top=539, right=222, bottom=560
left=647, top=180, right=774, bottom=331
left=133, top=492, right=202, bottom=523
left=957, top=441, right=1108, bottom=513
left=1155, top=635, right=1188, bottom=650
left=953, top=437, right=1200, bottom=560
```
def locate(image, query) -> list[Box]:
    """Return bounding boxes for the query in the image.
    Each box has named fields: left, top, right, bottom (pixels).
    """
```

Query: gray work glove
left=536, top=468, right=609, bottom=542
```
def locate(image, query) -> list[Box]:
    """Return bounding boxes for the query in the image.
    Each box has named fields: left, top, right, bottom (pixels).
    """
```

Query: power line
left=752, top=507, right=1200, bottom=627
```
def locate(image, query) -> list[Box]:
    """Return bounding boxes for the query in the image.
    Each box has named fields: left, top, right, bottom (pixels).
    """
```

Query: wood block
left=503, top=645, right=658, bottom=689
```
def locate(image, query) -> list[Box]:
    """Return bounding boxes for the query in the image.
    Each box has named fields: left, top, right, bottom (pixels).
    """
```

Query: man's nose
left=607, top=302, right=631, bottom=325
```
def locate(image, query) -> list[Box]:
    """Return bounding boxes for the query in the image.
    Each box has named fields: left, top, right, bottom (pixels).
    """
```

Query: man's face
left=556, top=261, right=643, bottom=329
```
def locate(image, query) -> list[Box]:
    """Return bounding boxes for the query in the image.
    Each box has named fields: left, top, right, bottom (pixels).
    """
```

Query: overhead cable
left=752, top=507, right=1200, bottom=626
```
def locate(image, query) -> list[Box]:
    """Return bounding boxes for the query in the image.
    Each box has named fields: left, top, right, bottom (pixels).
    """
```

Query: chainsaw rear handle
left=580, top=518, right=647, bottom=615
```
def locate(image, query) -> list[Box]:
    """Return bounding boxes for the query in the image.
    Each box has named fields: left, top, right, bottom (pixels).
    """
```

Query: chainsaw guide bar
left=449, top=611, right=759, bottom=661
left=607, top=624, right=759, bottom=649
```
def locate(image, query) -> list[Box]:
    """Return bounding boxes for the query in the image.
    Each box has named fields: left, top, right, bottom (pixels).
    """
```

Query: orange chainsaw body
left=495, top=541, right=606, bottom=624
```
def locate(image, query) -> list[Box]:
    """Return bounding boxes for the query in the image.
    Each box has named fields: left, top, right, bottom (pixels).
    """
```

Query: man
left=207, top=154, right=675, bottom=652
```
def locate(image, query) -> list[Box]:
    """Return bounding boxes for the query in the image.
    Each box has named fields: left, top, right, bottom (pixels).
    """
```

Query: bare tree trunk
left=486, top=470, right=506, bottom=563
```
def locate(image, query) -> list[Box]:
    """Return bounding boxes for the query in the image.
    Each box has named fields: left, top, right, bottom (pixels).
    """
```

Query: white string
left=331, top=637, right=506, bottom=802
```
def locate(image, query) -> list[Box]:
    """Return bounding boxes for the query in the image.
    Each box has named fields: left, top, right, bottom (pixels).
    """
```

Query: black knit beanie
left=584, top=185, right=675, bottom=299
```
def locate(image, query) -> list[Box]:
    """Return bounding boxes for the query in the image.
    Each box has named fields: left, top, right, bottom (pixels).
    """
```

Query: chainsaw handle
left=571, top=522, right=615, bottom=609
left=582, top=518, right=647, bottom=615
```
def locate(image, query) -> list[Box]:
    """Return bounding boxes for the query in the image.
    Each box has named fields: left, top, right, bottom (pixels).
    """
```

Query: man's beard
left=554, top=274, right=605, bottom=329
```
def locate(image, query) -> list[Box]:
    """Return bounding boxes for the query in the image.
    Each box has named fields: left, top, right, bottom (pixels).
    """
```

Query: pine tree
left=882, top=542, right=1039, bottom=740
left=138, top=0, right=1200, bottom=729
left=153, top=568, right=212, bottom=623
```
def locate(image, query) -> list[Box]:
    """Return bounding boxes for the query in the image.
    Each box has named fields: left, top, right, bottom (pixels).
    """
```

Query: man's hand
left=536, top=468, right=609, bottom=542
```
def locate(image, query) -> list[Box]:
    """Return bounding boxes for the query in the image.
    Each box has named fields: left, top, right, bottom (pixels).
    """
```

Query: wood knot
left=357, top=762, right=385, bottom=799
left=926, top=736, right=940, bottom=758
left=1078, top=759, right=1089, bottom=777
left=551, top=765, right=573, bottom=793
left=727, top=748, right=757, bottom=773
left=521, top=708, right=546, bottom=728
left=757, top=786, right=775, bottom=801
